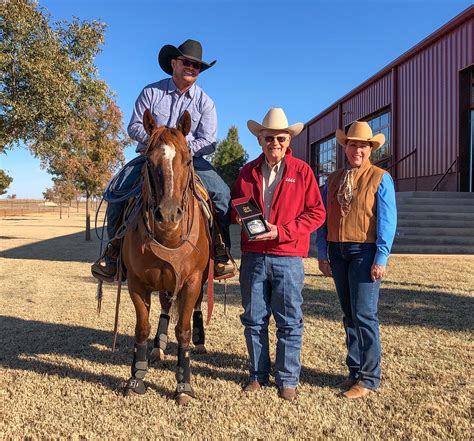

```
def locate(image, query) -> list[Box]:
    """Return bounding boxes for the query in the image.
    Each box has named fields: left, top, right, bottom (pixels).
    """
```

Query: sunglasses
left=177, top=58, right=202, bottom=70
left=264, top=135, right=289, bottom=143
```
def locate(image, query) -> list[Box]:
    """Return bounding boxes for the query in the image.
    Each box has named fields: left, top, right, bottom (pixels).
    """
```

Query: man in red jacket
left=231, top=108, right=326, bottom=400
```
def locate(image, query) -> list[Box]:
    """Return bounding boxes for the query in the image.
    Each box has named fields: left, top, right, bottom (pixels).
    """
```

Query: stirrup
left=91, top=259, right=117, bottom=283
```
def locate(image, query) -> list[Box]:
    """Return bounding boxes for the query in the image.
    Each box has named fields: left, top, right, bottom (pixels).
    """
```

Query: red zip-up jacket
left=231, top=149, right=326, bottom=257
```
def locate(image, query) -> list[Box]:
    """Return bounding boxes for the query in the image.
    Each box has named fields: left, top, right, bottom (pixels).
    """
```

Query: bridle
left=142, top=129, right=194, bottom=242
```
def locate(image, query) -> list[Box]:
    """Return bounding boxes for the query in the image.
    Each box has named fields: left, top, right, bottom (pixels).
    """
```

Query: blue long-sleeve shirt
left=128, top=78, right=217, bottom=157
left=316, top=172, right=397, bottom=265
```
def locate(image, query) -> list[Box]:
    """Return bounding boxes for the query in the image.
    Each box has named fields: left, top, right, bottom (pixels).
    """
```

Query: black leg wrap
left=154, top=313, right=170, bottom=351
left=131, top=342, right=148, bottom=379
left=175, top=346, right=194, bottom=397
left=192, top=310, right=205, bottom=346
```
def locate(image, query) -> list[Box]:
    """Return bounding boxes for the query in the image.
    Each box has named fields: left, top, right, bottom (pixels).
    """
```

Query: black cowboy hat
left=158, top=39, right=216, bottom=76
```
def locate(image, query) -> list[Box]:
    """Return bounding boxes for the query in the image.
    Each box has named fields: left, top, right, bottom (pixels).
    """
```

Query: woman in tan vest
left=316, top=121, right=397, bottom=399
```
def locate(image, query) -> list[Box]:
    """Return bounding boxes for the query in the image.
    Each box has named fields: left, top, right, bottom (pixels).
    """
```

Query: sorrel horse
left=121, top=109, right=209, bottom=405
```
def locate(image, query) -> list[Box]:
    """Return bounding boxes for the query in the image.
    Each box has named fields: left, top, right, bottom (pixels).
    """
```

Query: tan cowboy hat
left=336, top=121, right=385, bottom=150
left=247, top=108, right=304, bottom=137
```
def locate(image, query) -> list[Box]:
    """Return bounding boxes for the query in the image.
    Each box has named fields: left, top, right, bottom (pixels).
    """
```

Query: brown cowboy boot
left=215, top=255, right=236, bottom=280
left=91, top=238, right=121, bottom=283
left=213, top=239, right=236, bottom=280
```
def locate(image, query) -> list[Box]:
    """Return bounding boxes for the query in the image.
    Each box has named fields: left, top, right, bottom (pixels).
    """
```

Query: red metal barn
left=293, top=6, right=474, bottom=193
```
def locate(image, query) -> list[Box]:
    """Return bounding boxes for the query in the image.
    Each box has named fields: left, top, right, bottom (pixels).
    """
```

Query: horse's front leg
left=124, top=283, right=151, bottom=396
left=174, top=277, right=202, bottom=405
left=150, top=291, right=172, bottom=362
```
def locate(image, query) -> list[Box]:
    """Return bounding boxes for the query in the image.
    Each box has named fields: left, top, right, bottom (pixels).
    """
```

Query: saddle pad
left=194, top=175, right=209, bottom=202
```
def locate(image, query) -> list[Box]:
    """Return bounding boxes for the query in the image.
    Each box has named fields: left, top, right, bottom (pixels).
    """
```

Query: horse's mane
left=148, top=127, right=188, bottom=154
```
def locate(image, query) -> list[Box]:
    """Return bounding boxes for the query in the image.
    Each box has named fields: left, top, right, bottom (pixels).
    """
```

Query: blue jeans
left=106, top=156, right=231, bottom=247
left=328, top=242, right=381, bottom=389
left=239, top=252, right=304, bottom=388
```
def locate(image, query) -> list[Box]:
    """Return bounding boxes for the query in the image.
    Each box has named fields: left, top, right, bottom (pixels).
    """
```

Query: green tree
left=47, top=96, right=127, bottom=239
left=42, top=188, right=55, bottom=202
left=44, top=177, right=77, bottom=219
left=1, top=0, right=106, bottom=153
left=211, top=126, right=248, bottom=188
left=0, top=169, right=13, bottom=195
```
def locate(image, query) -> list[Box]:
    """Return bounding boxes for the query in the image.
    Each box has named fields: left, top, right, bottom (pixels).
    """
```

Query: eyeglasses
left=177, top=58, right=202, bottom=70
left=264, top=135, right=289, bottom=143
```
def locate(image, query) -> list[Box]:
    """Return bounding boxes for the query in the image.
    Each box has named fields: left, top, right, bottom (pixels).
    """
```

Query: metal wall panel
left=290, top=127, right=307, bottom=160
left=295, top=11, right=473, bottom=190
left=341, top=74, right=392, bottom=127
left=308, top=107, right=339, bottom=144
left=397, top=18, right=473, bottom=179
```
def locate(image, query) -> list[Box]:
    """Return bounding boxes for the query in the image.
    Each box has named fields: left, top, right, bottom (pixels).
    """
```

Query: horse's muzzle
left=156, top=200, right=183, bottom=224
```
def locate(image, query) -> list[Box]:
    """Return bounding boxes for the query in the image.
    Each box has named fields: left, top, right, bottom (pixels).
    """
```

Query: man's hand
left=253, top=222, right=278, bottom=241
left=371, top=264, right=386, bottom=281
left=318, top=259, right=332, bottom=277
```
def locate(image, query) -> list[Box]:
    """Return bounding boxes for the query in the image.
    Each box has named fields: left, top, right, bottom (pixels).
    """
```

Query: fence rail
left=0, top=199, right=105, bottom=217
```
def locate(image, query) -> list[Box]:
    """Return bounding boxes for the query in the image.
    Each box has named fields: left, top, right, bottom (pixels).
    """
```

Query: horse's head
left=143, top=109, right=192, bottom=224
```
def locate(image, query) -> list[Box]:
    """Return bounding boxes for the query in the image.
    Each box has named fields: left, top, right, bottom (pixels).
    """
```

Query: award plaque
left=231, top=196, right=270, bottom=240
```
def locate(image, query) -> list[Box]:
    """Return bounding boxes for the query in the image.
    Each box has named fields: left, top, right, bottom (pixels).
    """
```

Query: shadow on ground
left=303, top=286, right=474, bottom=332
left=0, top=316, right=340, bottom=395
left=0, top=225, right=243, bottom=263
left=0, top=229, right=104, bottom=263
left=211, top=282, right=474, bottom=333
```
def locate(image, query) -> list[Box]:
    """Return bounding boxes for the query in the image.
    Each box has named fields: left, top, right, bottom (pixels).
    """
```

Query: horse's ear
left=143, top=109, right=156, bottom=135
left=178, top=111, right=191, bottom=137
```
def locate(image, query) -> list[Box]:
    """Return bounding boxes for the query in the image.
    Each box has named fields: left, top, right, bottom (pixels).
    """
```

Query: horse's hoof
left=193, top=344, right=207, bottom=355
left=176, top=393, right=193, bottom=406
left=150, top=347, right=166, bottom=362
left=124, top=387, right=139, bottom=397
left=123, top=377, right=146, bottom=396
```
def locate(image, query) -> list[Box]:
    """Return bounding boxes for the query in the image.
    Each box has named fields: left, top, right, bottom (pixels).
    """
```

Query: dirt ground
left=1, top=212, right=472, bottom=439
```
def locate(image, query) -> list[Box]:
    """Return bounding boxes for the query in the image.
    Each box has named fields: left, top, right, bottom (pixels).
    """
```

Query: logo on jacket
left=285, top=177, right=296, bottom=183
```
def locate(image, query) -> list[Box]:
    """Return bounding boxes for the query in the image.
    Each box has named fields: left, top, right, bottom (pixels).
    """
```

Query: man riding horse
left=91, top=39, right=235, bottom=282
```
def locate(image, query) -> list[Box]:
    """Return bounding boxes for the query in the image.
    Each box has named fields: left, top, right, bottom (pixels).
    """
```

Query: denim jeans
left=239, top=252, right=304, bottom=388
left=328, top=242, right=381, bottom=389
left=106, top=156, right=231, bottom=247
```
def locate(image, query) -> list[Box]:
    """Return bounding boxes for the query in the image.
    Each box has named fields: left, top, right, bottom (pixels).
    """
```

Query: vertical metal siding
left=397, top=19, right=473, bottom=179
left=298, top=13, right=473, bottom=187
left=308, top=108, right=339, bottom=143
left=341, top=74, right=392, bottom=127
left=290, top=127, right=307, bottom=160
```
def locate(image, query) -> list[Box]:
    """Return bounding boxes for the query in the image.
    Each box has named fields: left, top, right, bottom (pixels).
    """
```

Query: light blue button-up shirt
left=316, top=172, right=397, bottom=265
left=128, top=78, right=217, bottom=157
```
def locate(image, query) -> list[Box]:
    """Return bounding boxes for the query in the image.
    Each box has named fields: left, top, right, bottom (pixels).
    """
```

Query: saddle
left=92, top=164, right=231, bottom=285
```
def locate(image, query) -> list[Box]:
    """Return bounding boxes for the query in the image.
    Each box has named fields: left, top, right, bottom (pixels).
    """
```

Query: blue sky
left=1, top=0, right=472, bottom=198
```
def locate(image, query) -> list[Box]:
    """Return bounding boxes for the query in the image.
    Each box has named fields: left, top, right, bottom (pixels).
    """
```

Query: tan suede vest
left=326, top=161, right=385, bottom=243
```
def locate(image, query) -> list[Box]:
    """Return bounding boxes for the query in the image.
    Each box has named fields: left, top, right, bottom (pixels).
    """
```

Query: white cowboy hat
left=336, top=121, right=385, bottom=150
left=247, top=108, right=304, bottom=137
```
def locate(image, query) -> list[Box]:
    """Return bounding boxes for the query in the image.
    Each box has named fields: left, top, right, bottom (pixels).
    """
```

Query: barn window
left=366, top=110, right=391, bottom=163
left=313, top=135, right=337, bottom=186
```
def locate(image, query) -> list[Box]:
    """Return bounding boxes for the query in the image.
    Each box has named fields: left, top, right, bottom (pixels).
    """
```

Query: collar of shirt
left=263, top=156, right=285, bottom=174
left=167, top=78, right=195, bottom=99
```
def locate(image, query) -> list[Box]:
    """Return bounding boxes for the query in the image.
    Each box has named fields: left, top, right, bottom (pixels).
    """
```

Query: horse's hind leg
left=124, top=286, right=151, bottom=396
left=150, top=291, right=171, bottom=362
left=192, top=288, right=206, bottom=354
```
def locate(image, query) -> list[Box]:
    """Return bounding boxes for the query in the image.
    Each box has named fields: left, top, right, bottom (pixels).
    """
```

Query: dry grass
left=0, top=213, right=472, bottom=439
